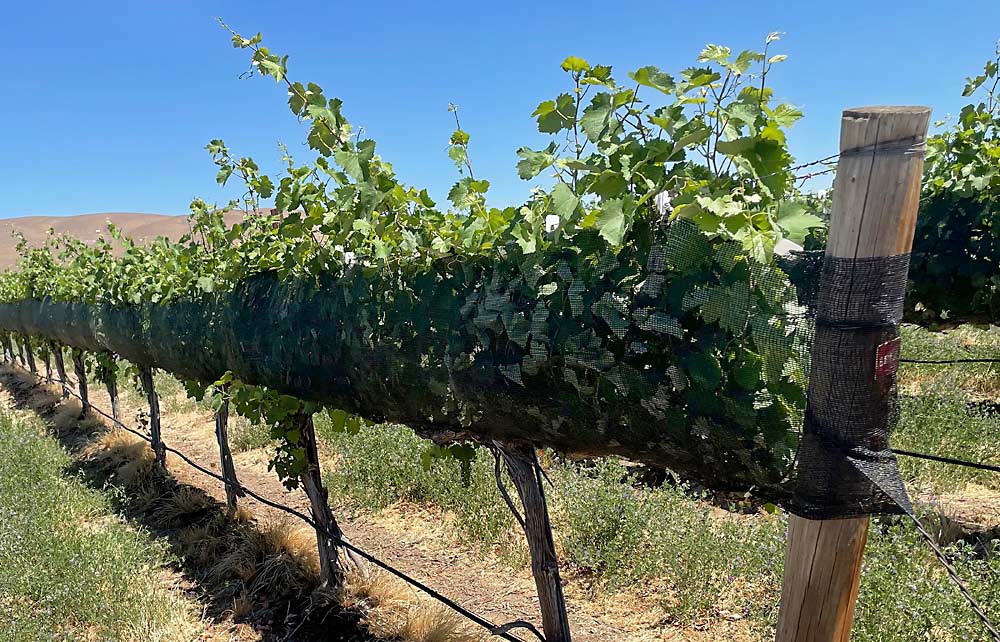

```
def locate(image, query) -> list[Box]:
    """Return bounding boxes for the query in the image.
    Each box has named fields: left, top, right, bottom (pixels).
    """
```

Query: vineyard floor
left=2, top=323, right=998, bottom=642
left=0, top=384, right=217, bottom=641
left=0, top=365, right=751, bottom=642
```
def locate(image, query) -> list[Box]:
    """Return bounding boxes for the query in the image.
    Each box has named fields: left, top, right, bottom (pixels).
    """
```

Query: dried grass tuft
left=210, top=516, right=320, bottom=596
left=343, top=568, right=484, bottom=642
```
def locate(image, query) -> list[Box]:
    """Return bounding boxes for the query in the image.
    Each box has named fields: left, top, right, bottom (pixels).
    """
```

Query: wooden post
left=777, top=106, right=930, bottom=642
left=16, top=336, right=26, bottom=368
left=23, top=341, right=37, bottom=375
left=43, top=348, right=52, bottom=383
left=51, top=341, right=69, bottom=400
left=105, top=372, right=121, bottom=425
left=1, top=334, right=12, bottom=363
left=214, top=394, right=244, bottom=514
left=71, top=349, right=90, bottom=418
left=500, top=444, right=572, bottom=642
left=138, top=366, right=166, bottom=466
left=295, top=411, right=345, bottom=585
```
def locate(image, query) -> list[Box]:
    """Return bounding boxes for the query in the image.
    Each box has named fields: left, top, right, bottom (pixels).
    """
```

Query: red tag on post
left=875, top=337, right=902, bottom=380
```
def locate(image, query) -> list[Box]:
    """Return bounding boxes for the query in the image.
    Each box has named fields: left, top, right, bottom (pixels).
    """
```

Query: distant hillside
left=0, top=212, right=245, bottom=270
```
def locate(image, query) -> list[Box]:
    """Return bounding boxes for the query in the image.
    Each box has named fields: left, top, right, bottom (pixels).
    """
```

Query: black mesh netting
left=0, top=220, right=913, bottom=519
left=780, top=252, right=912, bottom=518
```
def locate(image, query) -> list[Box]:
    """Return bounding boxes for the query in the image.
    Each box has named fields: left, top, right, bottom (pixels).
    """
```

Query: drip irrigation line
left=900, top=358, right=1000, bottom=365
left=891, top=448, right=1000, bottom=474
left=10, top=362, right=1000, bottom=639
left=906, top=512, right=1000, bottom=641
left=26, top=371, right=538, bottom=642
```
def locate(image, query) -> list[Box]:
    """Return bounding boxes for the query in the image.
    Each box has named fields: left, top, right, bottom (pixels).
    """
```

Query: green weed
left=0, top=406, right=201, bottom=642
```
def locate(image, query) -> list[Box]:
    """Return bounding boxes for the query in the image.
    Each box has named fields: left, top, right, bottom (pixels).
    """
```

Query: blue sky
left=2, top=0, right=998, bottom=219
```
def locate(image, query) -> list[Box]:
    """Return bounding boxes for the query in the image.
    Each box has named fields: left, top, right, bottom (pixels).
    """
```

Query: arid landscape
left=0, top=212, right=245, bottom=270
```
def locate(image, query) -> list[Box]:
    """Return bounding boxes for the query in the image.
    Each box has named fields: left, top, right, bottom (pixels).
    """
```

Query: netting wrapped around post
left=782, top=254, right=912, bottom=518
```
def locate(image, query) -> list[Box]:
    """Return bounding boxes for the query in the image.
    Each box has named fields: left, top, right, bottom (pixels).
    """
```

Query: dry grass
left=86, top=429, right=159, bottom=487
left=342, top=568, right=485, bottom=642
left=154, top=486, right=212, bottom=524
left=210, top=515, right=321, bottom=597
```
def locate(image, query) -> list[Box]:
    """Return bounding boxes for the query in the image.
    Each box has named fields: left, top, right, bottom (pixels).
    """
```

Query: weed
left=0, top=406, right=202, bottom=641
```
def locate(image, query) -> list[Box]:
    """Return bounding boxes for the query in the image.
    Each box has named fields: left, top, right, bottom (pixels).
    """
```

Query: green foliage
left=315, top=416, right=1000, bottom=639
left=0, top=27, right=827, bottom=493
left=855, top=519, right=1000, bottom=642
left=893, top=324, right=1000, bottom=493
left=317, top=419, right=524, bottom=563
left=909, top=46, right=1000, bottom=325
left=551, top=458, right=785, bottom=624
left=0, top=407, right=199, bottom=641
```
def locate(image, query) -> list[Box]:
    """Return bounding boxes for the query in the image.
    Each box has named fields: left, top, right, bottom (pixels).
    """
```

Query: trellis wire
left=31, top=371, right=541, bottom=642
left=900, top=357, right=1000, bottom=365
left=7, top=326, right=1000, bottom=640
left=892, top=448, right=1000, bottom=474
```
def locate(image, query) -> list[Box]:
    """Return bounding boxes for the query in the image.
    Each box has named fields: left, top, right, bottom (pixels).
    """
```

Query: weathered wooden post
left=0, top=334, right=12, bottom=363
left=499, top=445, right=572, bottom=642
left=138, top=366, right=166, bottom=466
left=777, top=106, right=930, bottom=642
left=214, top=390, right=244, bottom=514
left=294, top=411, right=346, bottom=585
left=24, top=346, right=37, bottom=375
left=50, top=341, right=70, bottom=400
left=71, top=348, right=90, bottom=418
left=42, top=346, right=52, bottom=383
left=105, top=370, right=121, bottom=425
left=23, top=339, right=37, bottom=375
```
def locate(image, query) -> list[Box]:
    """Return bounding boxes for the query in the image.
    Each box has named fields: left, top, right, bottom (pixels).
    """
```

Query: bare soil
left=0, top=363, right=757, bottom=642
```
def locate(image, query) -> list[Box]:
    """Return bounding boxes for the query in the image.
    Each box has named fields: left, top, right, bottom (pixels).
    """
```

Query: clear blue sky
left=3, top=0, right=999, bottom=219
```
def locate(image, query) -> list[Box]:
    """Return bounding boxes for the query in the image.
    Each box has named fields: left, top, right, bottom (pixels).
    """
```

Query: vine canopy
left=0, top=27, right=875, bottom=507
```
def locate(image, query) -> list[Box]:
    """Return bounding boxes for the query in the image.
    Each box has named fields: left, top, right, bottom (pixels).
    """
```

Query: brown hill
left=0, top=212, right=245, bottom=270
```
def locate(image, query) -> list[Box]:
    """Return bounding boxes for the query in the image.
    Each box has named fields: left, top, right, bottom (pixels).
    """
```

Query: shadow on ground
left=0, top=365, right=376, bottom=642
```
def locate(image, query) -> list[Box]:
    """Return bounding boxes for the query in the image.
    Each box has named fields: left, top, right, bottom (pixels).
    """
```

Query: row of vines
left=0, top=24, right=998, bottom=637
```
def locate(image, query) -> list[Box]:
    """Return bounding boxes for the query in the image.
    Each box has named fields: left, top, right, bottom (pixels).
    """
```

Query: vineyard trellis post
left=23, top=341, right=37, bottom=375
left=42, top=345, right=52, bottom=383
left=499, top=444, right=572, bottom=642
left=138, top=366, right=166, bottom=466
left=293, top=411, right=348, bottom=585
left=1, top=334, right=12, bottom=363
left=213, top=389, right=243, bottom=514
left=71, top=348, right=89, bottom=418
left=776, top=105, right=931, bottom=642
left=50, top=341, right=69, bottom=400
left=104, top=366, right=121, bottom=425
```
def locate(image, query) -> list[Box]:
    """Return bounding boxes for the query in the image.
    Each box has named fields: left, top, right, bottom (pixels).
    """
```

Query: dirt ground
left=0, top=364, right=759, bottom=642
